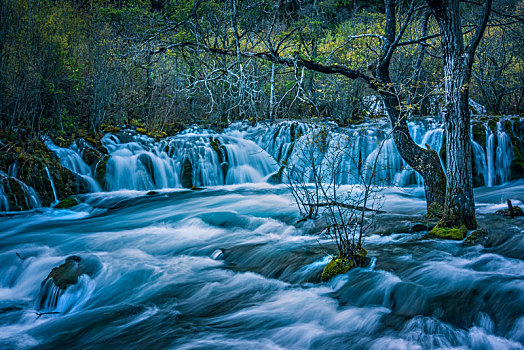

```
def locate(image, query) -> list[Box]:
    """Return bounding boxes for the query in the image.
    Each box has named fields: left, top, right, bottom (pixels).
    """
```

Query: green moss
left=55, top=197, right=79, bottom=209
left=136, top=127, right=148, bottom=135
left=147, top=130, right=167, bottom=139
left=103, top=125, right=120, bottom=133
left=428, top=224, right=467, bottom=240
left=321, top=256, right=355, bottom=281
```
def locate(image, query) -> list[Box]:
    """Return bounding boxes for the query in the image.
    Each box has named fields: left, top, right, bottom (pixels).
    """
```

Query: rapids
left=0, top=182, right=523, bottom=349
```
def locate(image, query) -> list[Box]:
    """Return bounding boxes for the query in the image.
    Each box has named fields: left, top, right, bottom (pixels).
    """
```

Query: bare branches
left=466, top=0, right=493, bottom=56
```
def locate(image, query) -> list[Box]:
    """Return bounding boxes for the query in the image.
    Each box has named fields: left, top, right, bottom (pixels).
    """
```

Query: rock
left=55, top=197, right=79, bottom=209
left=42, top=255, right=101, bottom=290
left=38, top=255, right=101, bottom=309
left=0, top=175, right=39, bottom=211
left=267, top=166, right=285, bottom=184
left=136, top=127, right=148, bottom=135
left=147, top=190, right=158, bottom=196
left=465, top=228, right=488, bottom=245
left=321, top=257, right=355, bottom=281
left=496, top=206, right=524, bottom=217
left=181, top=158, right=193, bottom=188
left=209, top=137, right=229, bottom=182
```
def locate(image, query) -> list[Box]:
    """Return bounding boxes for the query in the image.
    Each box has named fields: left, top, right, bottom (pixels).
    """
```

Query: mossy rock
left=427, top=224, right=467, bottom=240
left=55, top=197, right=79, bottom=209
left=136, top=127, right=148, bottom=135
left=147, top=130, right=168, bottom=139
left=465, top=228, right=488, bottom=245
left=496, top=206, right=524, bottom=217
left=321, top=256, right=355, bottom=281
left=487, top=118, right=499, bottom=134
left=103, top=125, right=120, bottom=133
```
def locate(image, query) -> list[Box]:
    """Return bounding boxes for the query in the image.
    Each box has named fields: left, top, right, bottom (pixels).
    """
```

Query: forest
left=0, top=0, right=523, bottom=349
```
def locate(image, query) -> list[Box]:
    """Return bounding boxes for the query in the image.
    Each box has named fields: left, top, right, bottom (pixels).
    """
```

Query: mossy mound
left=55, top=197, right=79, bottom=209
left=321, top=257, right=355, bottom=281
left=136, top=127, right=148, bottom=135
left=428, top=224, right=467, bottom=240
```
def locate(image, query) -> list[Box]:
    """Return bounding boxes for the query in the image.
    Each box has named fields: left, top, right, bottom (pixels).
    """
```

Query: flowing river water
left=1, top=180, right=523, bottom=349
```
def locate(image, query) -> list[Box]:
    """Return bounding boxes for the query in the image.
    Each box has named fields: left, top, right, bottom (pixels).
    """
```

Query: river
left=0, top=180, right=523, bottom=349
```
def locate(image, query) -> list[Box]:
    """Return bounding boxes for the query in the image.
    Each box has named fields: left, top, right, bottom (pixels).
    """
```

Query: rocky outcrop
left=0, top=139, right=89, bottom=210
left=0, top=173, right=40, bottom=211
left=181, top=158, right=193, bottom=188
left=209, top=137, right=229, bottom=183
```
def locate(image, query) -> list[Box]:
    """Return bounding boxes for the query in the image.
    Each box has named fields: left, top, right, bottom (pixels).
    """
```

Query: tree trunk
left=380, top=90, right=447, bottom=216
left=427, top=0, right=492, bottom=229
left=440, top=56, right=477, bottom=228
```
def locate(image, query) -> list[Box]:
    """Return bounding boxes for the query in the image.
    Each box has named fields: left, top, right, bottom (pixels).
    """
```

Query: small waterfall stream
left=44, top=166, right=59, bottom=205
left=45, top=140, right=102, bottom=192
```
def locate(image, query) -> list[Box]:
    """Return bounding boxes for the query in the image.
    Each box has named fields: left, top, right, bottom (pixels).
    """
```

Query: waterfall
left=495, top=122, right=513, bottom=184
left=35, top=118, right=520, bottom=195
left=479, top=121, right=514, bottom=187
left=44, top=166, right=59, bottom=205
left=45, top=140, right=102, bottom=192
left=101, top=129, right=278, bottom=190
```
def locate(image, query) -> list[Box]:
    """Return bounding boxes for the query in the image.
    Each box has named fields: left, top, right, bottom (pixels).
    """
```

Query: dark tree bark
left=427, top=0, right=492, bottom=229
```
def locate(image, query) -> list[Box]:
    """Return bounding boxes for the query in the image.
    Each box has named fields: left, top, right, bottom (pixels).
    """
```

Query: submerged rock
left=389, top=282, right=427, bottom=317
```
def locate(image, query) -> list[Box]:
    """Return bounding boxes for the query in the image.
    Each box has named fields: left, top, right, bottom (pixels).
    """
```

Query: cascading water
left=45, top=140, right=102, bottom=192
left=230, top=120, right=445, bottom=187
left=44, top=166, right=59, bottom=205
left=101, top=129, right=278, bottom=190
left=480, top=121, right=514, bottom=187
